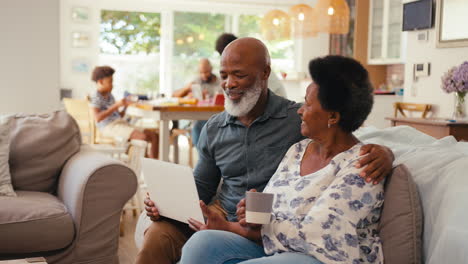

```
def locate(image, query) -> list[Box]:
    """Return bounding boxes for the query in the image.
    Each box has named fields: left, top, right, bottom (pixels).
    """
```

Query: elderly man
left=136, top=38, right=394, bottom=264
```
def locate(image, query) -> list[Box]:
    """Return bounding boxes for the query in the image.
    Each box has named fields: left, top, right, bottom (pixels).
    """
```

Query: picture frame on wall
left=436, top=0, right=468, bottom=48
left=71, top=6, right=90, bottom=23
left=71, top=58, right=91, bottom=73
left=71, top=31, right=90, bottom=48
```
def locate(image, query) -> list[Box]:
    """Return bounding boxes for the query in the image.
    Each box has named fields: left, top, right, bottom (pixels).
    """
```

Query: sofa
left=0, top=111, right=137, bottom=264
left=135, top=125, right=468, bottom=263
left=354, top=125, right=468, bottom=263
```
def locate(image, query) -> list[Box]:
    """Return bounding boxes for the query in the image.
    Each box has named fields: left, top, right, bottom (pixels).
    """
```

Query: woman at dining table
left=179, top=55, right=385, bottom=264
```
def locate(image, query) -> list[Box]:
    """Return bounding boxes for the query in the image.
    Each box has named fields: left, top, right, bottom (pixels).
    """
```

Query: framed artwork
left=71, top=31, right=90, bottom=48
left=71, top=6, right=90, bottom=23
left=436, top=0, right=468, bottom=48
left=71, top=58, right=91, bottom=73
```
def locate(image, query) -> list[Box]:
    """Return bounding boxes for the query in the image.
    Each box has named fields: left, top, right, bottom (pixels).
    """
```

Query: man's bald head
left=198, top=58, right=214, bottom=82
left=222, top=37, right=271, bottom=69
left=199, top=58, right=212, bottom=71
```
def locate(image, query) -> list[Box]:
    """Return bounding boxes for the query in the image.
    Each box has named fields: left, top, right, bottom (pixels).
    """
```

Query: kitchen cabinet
left=368, top=0, right=406, bottom=64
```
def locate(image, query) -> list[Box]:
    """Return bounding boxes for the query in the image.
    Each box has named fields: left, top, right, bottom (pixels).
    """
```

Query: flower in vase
left=441, top=66, right=459, bottom=93
left=453, top=61, right=468, bottom=93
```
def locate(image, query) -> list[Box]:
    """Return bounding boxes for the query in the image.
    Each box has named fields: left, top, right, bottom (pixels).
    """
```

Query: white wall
left=366, top=95, right=400, bottom=128
left=0, top=0, right=60, bottom=114
left=403, top=29, right=468, bottom=117
left=285, top=33, right=330, bottom=102
left=60, top=0, right=101, bottom=101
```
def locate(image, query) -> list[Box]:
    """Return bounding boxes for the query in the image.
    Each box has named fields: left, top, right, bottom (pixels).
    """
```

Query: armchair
left=0, top=111, right=137, bottom=264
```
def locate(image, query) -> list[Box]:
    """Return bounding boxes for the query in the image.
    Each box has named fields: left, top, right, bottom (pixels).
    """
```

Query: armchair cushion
left=9, top=111, right=81, bottom=193
left=0, top=191, right=74, bottom=253
left=378, top=165, right=423, bottom=264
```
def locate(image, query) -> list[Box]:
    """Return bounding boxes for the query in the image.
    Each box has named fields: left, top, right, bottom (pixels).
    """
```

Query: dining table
left=126, top=103, right=224, bottom=162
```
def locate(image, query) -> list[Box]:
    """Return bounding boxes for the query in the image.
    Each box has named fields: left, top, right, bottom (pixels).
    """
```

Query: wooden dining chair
left=394, top=102, right=432, bottom=118
left=63, top=98, right=115, bottom=144
left=63, top=98, right=127, bottom=160
left=63, top=98, right=94, bottom=144
left=170, top=128, right=194, bottom=168
left=120, top=139, right=148, bottom=236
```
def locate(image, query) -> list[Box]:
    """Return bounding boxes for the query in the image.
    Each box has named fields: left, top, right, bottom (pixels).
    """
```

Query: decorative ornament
left=289, top=4, right=317, bottom=38
left=261, top=9, right=291, bottom=41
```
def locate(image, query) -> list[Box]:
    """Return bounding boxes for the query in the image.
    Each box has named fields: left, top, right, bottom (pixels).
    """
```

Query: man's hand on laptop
left=188, top=201, right=229, bottom=232
left=144, top=194, right=160, bottom=222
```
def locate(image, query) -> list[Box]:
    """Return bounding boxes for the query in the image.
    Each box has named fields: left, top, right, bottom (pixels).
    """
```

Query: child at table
left=89, top=66, right=159, bottom=158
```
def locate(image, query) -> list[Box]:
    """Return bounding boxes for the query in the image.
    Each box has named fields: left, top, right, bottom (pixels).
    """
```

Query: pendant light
left=260, top=9, right=291, bottom=41
left=312, top=0, right=350, bottom=34
left=289, top=3, right=317, bottom=38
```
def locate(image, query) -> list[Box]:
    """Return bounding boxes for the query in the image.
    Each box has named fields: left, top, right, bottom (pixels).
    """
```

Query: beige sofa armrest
left=55, top=149, right=137, bottom=263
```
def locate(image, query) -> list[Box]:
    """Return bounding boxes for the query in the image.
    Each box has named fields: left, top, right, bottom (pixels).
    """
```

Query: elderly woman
left=179, top=55, right=384, bottom=264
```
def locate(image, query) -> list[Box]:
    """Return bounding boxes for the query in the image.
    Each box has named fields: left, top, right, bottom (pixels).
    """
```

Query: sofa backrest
left=9, top=111, right=81, bottom=193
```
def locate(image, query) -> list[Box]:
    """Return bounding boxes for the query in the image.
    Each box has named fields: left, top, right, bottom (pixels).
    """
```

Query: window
left=96, top=9, right=297, bottom=96
left=99, top=10, right=161, bottom=97
left=172, top=11, right=226, bottom=91
left=238, top=14, right=294, bottom=75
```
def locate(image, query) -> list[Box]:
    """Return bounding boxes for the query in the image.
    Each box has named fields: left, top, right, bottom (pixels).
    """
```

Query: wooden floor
left=118, top=212, right=139, bottom=264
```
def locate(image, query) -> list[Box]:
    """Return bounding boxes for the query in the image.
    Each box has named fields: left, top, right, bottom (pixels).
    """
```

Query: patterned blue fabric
left=89, top=91, right=121, bottom=129
left=262, top=139, right=384, bottom=264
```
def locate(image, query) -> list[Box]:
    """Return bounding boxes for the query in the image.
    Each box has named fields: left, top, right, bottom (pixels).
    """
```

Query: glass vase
left=452, top=92, right=467, bottom=120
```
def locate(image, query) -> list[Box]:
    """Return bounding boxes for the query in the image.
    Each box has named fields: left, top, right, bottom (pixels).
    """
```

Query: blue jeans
left=180, top=230, right=323, bottom=264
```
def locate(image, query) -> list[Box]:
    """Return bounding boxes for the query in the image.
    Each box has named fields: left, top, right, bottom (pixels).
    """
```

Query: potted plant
left=441, top=62, right=468, bottom=120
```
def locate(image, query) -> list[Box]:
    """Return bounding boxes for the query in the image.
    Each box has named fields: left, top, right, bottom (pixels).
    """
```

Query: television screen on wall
left=402, top=0, right=433, bottom=31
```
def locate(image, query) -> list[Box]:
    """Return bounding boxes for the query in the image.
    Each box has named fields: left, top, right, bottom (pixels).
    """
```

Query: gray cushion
left=9, top=111, right=81, bottom=193
left=0, top=191, right=75, bottom=253
left=0, top=116, right=15, bottom=196
left=379, top=165, right=423, bottom=264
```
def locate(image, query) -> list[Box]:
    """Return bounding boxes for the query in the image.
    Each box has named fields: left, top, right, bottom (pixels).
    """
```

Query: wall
left=60, top=0, right=101, bottom=101
left=403, top=29, right=468, bottom=117
left=0, top=0, right=60, bottom=114
left=287, top=33, right=330, bottom=102
left=366, top=95, right=401, bottom=128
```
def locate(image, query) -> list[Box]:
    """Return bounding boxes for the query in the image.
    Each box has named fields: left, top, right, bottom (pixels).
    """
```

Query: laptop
left=141, top=158, right=205, bottom=224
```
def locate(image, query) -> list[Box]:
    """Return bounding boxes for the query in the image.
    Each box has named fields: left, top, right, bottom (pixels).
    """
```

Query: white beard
left=224, top=79, right=263, bottom=117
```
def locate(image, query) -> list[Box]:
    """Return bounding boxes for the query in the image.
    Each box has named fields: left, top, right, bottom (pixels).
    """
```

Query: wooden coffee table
left=0, top=258, right=47, bottom=264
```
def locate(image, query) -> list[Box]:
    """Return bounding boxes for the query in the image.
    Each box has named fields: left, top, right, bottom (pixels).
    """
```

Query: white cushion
left=0, top=115, right=15, bottom=196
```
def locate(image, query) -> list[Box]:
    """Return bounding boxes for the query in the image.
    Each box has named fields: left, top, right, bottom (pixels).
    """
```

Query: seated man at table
left=173, top=58, right=222, bottom=100
left=89, top=65, right=159, bottom=158
left=172, top=58, right=222, bottom=147
left=136, top=38, right=394, bottom=264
